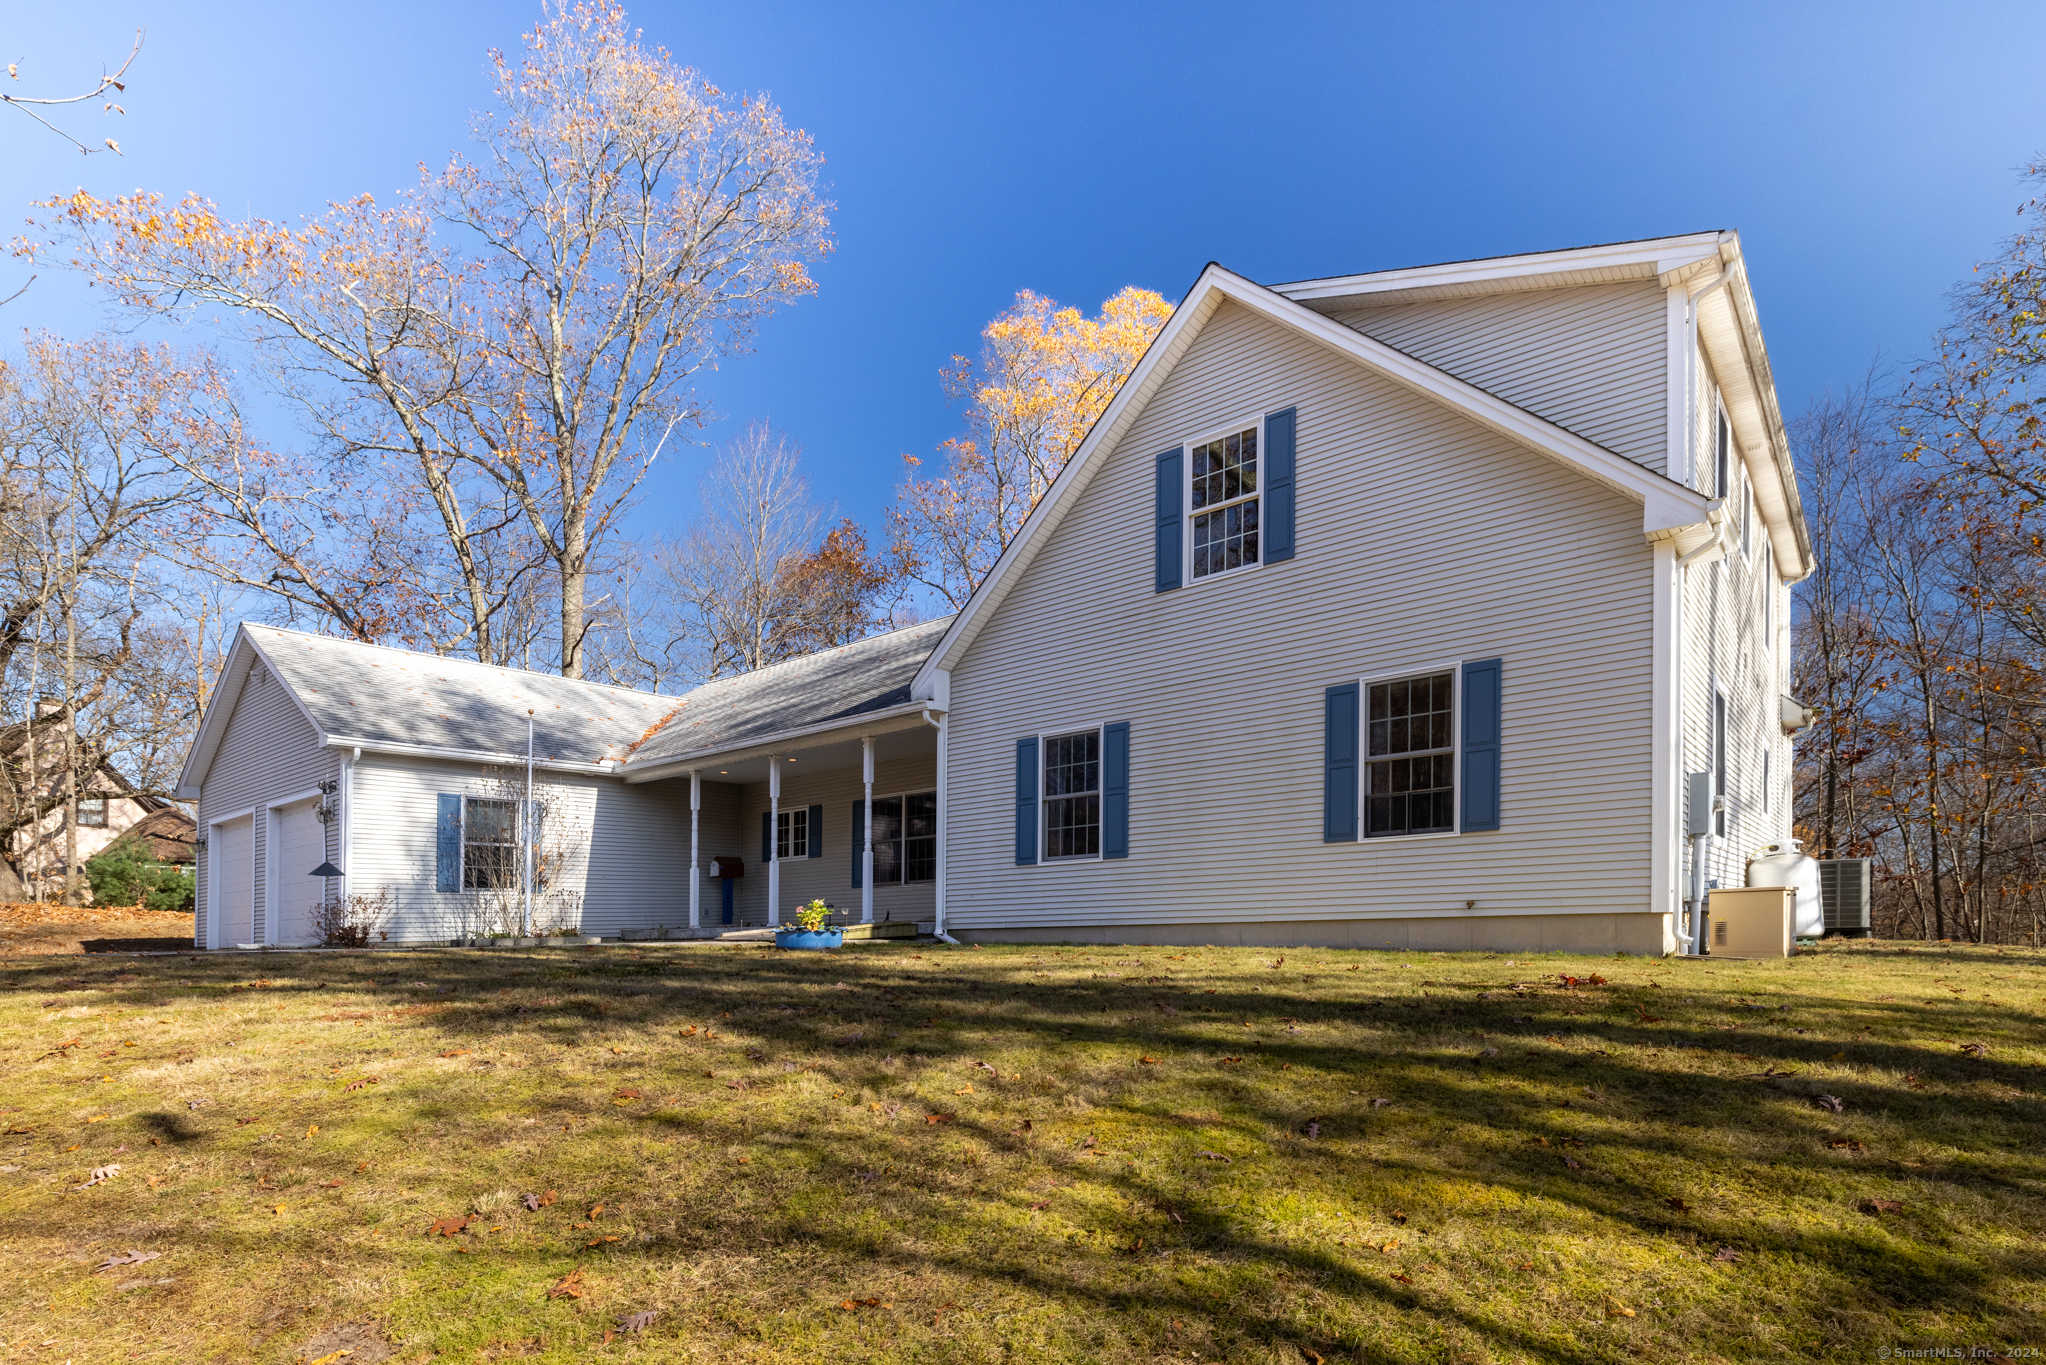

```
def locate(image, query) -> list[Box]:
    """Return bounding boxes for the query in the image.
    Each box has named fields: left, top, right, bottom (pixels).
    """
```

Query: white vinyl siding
left=946, top=297, right=1656, bottom=935
left=193, top=659, right=339, bottom=948
left=1332, top=281, right=1671, bottom=475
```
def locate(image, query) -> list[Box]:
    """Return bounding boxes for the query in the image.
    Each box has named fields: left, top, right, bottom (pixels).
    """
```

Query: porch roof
left=621, top=618, right=953, bottom=777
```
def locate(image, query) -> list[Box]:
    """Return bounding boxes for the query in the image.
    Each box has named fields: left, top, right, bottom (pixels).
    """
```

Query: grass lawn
left=2, top=937, right=2042, bottom=1364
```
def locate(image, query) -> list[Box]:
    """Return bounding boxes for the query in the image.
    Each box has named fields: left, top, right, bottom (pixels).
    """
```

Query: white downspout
left=688, top=769, right=701, bottom=931
left=767, top=756, right=781, bottom=928
left=861, top=737, right=874, bottom=924
left=925, top=708, right=956, bottom=944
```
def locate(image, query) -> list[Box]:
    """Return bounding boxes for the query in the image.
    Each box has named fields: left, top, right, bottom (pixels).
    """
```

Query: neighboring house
left=180, top=231, right=1809, bottom=955
left=3, top=709, right=197, bottom=901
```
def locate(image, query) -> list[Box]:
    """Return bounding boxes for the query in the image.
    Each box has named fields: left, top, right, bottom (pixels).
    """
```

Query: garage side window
left=463, top=797, right=519, bottom=890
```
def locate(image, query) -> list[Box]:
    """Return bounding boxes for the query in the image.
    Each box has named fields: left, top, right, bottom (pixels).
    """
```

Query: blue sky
left=5, top=1, right=2045, bottom=542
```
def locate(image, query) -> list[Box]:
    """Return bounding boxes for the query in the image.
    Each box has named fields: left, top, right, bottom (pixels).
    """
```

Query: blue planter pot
left=775, top=928, right=843, bottom=951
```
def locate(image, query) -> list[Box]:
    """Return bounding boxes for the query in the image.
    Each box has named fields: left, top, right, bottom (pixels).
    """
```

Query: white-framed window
left=1714, top=398, right=1731, bottom=500
left=1041, top=728, right=1102, bottom=860
left=1365, top=669, right=1457, bottom=837
left=1762, top=540, right=1776, bottom=641
left=463, top=796, right=518, bottom=890
left=776, top=806, right=810, bottom=860
left=1188, top=419, right=1261, bottom=581
left=1740, top=472, right=1753, bottom=560
left=868, top=791, right=937, bottom=884
left=76, top=795, right=108, bottom=828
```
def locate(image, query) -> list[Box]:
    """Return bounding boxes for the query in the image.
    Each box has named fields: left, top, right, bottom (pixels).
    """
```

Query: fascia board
left=1275, top=233, right=1726, bottom=304
left=619, top=702, right=937, bottom=784
left=326, top=734, right=619, bottom=776
left=1695, top=258, right=1814, bottom=580
left=913, top=265, right=1709, bottom=693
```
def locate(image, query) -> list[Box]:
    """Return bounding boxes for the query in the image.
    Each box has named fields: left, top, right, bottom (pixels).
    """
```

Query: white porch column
left=934, top=713, right=949, bottom=939
left=767, top=756, right=781, bottom=927
left=688, top=769, right=701, bottom=930
left=861, top=737, right=875, bottom=923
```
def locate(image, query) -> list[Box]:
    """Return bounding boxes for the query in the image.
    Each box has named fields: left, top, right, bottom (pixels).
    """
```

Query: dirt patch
left=294, top=1317, right=398, bottom=1363
left=0, top=902, right=193, bottom=956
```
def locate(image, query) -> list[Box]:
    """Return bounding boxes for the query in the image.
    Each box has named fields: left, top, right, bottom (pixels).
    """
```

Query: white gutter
left=323, top=734, right=621, bottom=776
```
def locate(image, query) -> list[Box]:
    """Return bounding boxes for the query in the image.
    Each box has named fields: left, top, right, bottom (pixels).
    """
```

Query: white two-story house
left=181, top=232, right=1806, bottom=955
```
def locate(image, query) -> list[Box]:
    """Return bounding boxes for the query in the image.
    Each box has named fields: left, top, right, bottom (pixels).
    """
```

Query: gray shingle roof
left=245, top=616, right=954, bottom=770
left=625, top=617, right=955, bottom=766
left=250, top=628, right=679, bottom=765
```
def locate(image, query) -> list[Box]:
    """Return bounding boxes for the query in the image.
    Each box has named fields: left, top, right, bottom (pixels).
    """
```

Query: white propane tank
left=1748, top=839, right=1824, bottom=938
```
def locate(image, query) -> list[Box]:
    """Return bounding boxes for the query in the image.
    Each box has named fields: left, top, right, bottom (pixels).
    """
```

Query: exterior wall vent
left=1818, top=858, right=1872, bottom=938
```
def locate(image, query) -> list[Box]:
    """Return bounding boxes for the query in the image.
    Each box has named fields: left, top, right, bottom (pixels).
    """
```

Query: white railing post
left=767, top=757, right=781, bottom=927
left=861, top=737, right=875, bottom=923
left=688, top=769, right=701, bottom=930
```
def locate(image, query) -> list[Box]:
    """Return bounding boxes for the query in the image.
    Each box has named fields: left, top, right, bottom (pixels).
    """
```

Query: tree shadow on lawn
left=6, top=944, right=2043, bottom=1359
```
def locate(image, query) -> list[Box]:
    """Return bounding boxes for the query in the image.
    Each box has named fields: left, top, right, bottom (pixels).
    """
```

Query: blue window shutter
left=1154, top=448, right=1183, bottom=592
left=850, top=800, right=865, bottom=888
left=761, top=810, right=771, bottom=863
left=1103, top=722, right=1130, bottom=859
left=1462, top=657, right=1503, bottom=831
left=435, top=794, right=462, bottom=892
left=1264, top=406, right=1296, bottom=563
left=1014, top=737, right=1039, bottom=865
left=808, top=803, right=824, bottom=858
left=1323, top=684, right=1359, bottom=843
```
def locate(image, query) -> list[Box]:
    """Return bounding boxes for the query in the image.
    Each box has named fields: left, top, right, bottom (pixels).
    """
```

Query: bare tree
left=0, top=29, right=140, bottom=156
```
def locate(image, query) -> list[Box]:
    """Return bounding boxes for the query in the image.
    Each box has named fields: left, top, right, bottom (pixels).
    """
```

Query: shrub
left=83, top=834, right=196, bottom=913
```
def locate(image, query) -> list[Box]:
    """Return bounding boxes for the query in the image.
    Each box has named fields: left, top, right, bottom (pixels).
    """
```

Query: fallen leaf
left=548, top=1265, right=586, bottom=1299
left=1713, top=1246, right=1742, bottom=1263
left=1380, top=1239, right=1401, bottom=1253
left=1028, top=1199, right=1051, bottom=1211
left=1139, top=1056, right=1159, bottom=1065
left=1859, top=1197, right=1904, bottom=1216
left=1666, top=1197, right=1690, bottom=1212
left=953, top=1085, right=974, bottom=1095
left=74, top=1163, right=121, bottom=1189
left=614, top=1088, right=643, bottom=1101
left=1390, top=1271, right=1412, bottom=1284
left=1828, top=1138, right=1867, bottom=1152
left=429, top=1215, right=473, bottom=1237
left=441, top=1050, right=468, bottom=1058
left=618, top=1309, right=657, bottom=1333
left=1196, top=1150, right=1231, bottom=1162
left=589, top=1203, right=606, bottom=1219
left=1516, top=1261, right=1535, bottom=1270
left=1391, top=1210, right=1407, bottom=1224
left=1959, top=1042, right=1987, bottom=1057
left=343, top=1077, right=378, bottom=1092
left=1220, top=1057, right=1243, bottom=1064
left=94, top=1249, right=160, bottom=1273
left=1301, top=1118, right=1323, bottom=1139
left=1607, top=1303, right=1636, bottom=1318
left=274, top=1204, right=287, bottom=1216
left=1815, top=1094, right=1845, bottom=1113
left=1370, top=1098, right=1392, bottom=1108
left=926, top=1113, right=955, bottom=1125
left=306, top=1124, right=320, bottom=1138
left=320, top=1179, right=344, bottom=1188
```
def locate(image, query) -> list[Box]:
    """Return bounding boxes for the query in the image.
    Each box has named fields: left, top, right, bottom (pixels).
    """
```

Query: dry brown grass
left=0, top=938, right=2041, bottom=1363
left=0, top=902, right=193, bottom=956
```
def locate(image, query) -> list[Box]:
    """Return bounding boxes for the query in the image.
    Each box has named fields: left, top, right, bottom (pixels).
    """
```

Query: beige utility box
left=1706, top=887, right=1798, bottom=958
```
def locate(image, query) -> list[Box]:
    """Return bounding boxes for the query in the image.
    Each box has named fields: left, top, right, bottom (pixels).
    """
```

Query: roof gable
left=912, top=262, right=1711, bottom=690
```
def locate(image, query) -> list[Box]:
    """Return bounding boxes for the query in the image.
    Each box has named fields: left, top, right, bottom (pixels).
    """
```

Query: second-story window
left=1190, top=424, right=1259, bottom=579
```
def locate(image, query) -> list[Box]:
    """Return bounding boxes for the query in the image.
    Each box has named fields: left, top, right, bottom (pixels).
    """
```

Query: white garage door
left=275, top=798, right=326, bottom=946
left=212, top=815, right=254, bottom=949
